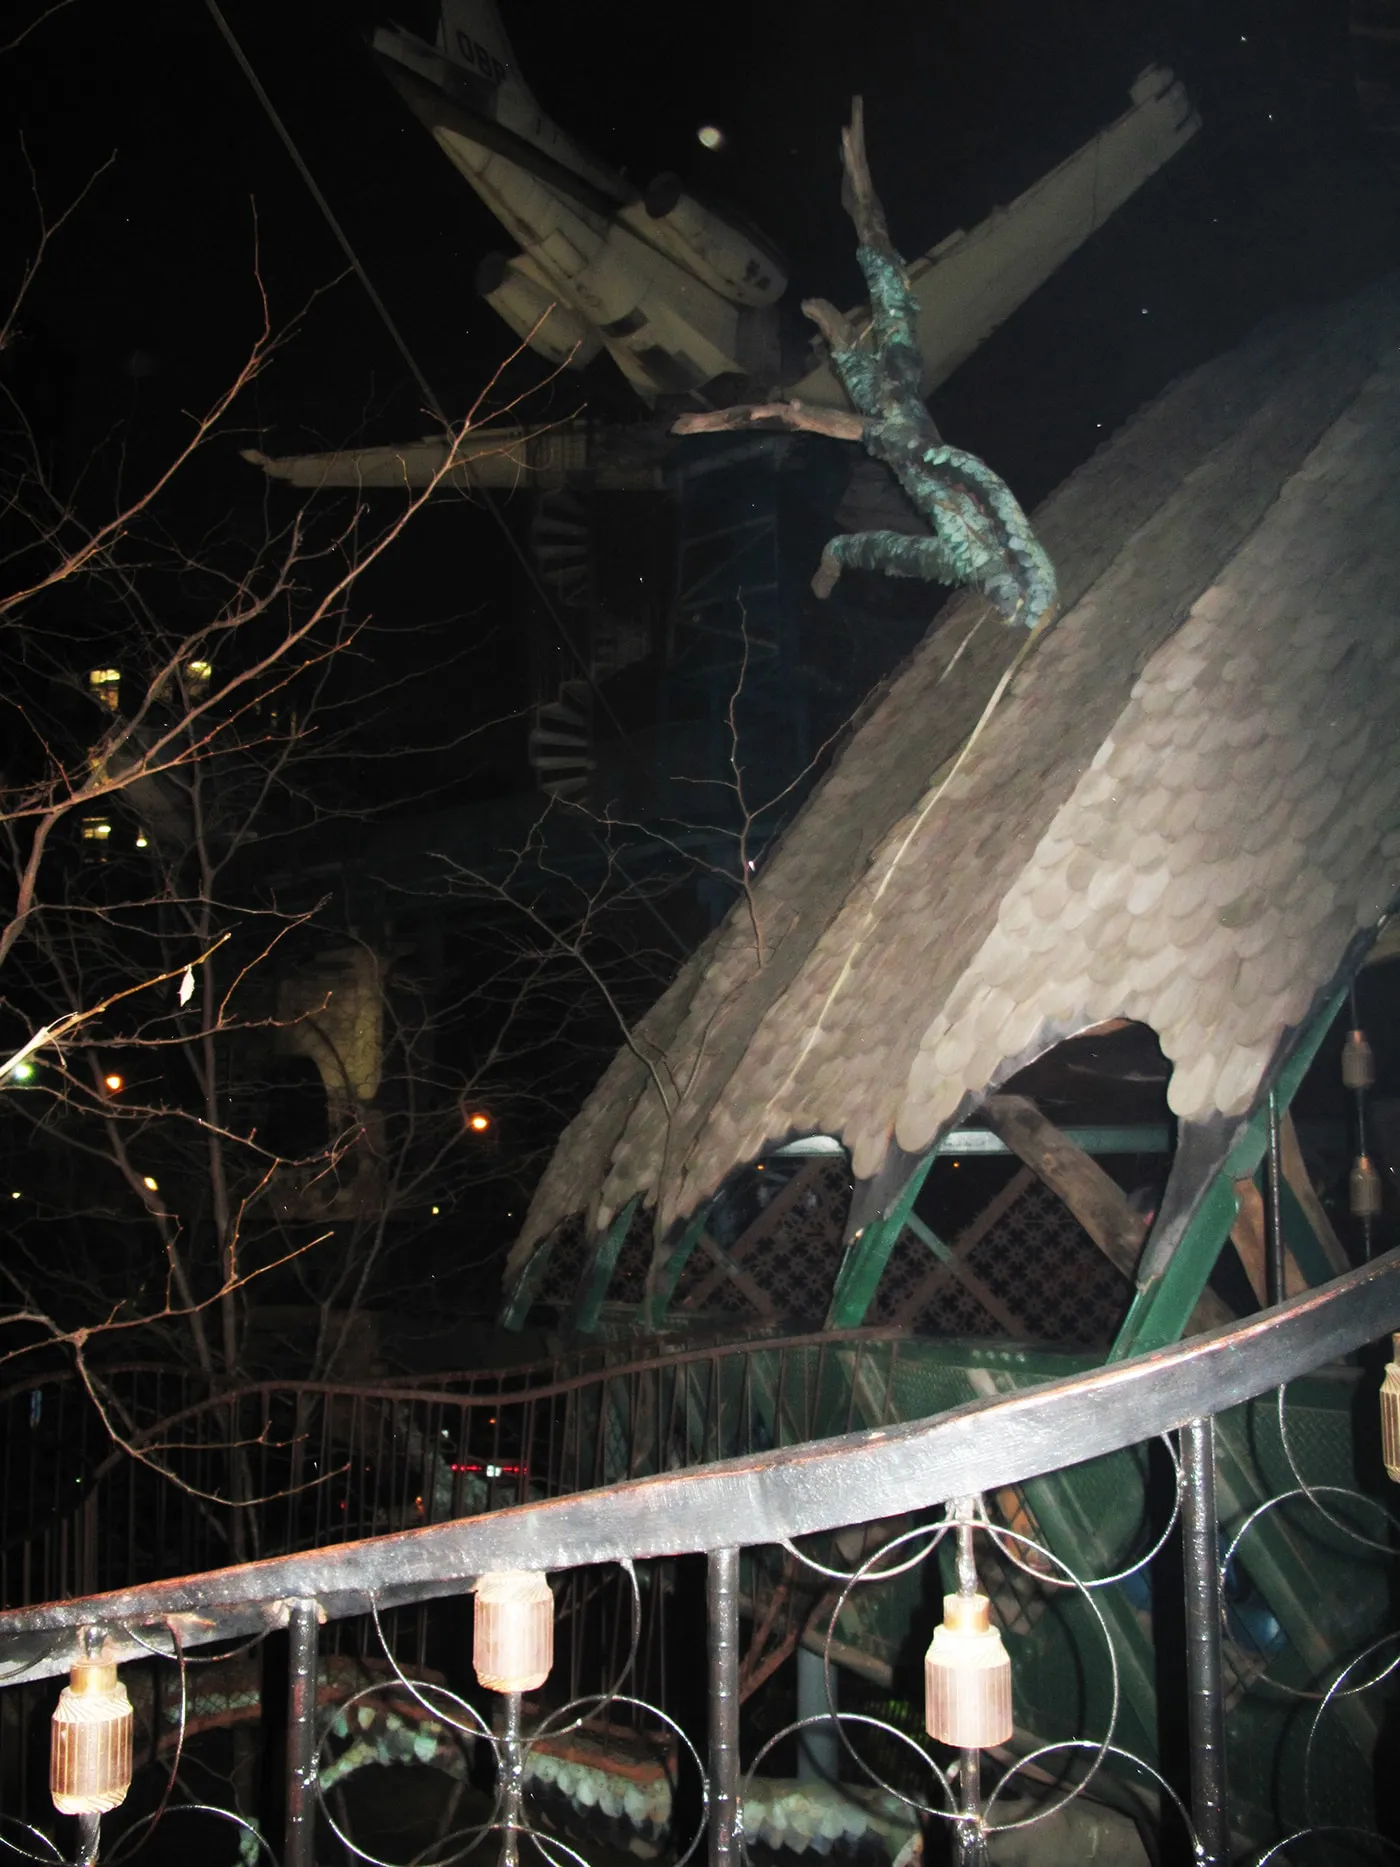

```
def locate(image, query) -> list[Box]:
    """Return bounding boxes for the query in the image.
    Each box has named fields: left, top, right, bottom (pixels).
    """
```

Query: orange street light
left=103, top=1073, right=124, bottom=1094
left=467, top=1112, right=491, bottom=1133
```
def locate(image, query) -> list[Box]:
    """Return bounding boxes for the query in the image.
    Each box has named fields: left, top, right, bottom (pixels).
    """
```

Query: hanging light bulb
left=1342, top=1029, right=1376, bottom=1091
left=1382, top=1338, right=1400, bottom=1483
left=1350, top=1153, right=1383, bottom=1218
left=473, top=1571, right=553, bottom=1693
left=1382, top=1338, right=1400, bottom=1484
left=924, top=1593, right=1013, bottom=1749
left=51, top=1654, right=133, bottom=1815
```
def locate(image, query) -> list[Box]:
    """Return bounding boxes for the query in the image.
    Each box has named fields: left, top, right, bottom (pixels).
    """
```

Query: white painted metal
left=790, top=67, right=1201, bottom=409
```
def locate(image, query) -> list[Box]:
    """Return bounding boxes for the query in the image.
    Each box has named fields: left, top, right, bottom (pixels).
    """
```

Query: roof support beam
left=1110, top=981, right=1350, bottom=1360
left=571, top=1196, right=639, bottom=1333
left=679, top=1162, right=825, bottom=1312
left=825, top=1150, right=938, bottom=1329
left=501, top=1224, right=557, bottom=1330
left=981, top=1094, right=1149, bottom=1280
left=888, top=1170, right=1038, bottom=1335
left=643, top=1210, right=709, bottom=1329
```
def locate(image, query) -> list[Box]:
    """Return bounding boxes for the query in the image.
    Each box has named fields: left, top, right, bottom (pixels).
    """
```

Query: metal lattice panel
left=535, top=1216, right=590, bottom=1308
left=746, top=1162, right=852, bottom=1320
left=673, top=1161, right=853, bottom=1321
left=908, top=1273, right=1006, bottom=1339
left=869, top=1232, right=941, bottom=1325
left=607, top=1206, right=657, bottom=1305
left=672, top=1244, right=749, bottom=1311
left=956, top=1176, right=1131, bottom=1346
left=870, top=1174, right=1129, bottom=1344
left=870, top=1220, right=1020, bottom=1337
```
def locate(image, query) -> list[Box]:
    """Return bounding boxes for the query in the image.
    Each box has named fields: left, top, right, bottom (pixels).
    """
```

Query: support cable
left=1350, top=981, right=1376, bottom=1261
left=204, top=0, right=440, bottom=419
left=202, top=0, right=644, bottom=764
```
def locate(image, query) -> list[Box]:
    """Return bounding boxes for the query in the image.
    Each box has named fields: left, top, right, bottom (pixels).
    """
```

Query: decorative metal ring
left=975, top=1435, right=1182, bottom=1590
left=1277, top=1384, right=1400, bottom=1556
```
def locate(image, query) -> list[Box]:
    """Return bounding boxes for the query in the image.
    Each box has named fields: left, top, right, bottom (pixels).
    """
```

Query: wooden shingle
left=507, top=282, right=1400, bottom=1291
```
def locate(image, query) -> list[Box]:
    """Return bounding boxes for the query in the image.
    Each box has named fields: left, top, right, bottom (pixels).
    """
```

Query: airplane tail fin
left=382, top=0, right=624, bottom=202
left=435, top=0, right=521, bottom=92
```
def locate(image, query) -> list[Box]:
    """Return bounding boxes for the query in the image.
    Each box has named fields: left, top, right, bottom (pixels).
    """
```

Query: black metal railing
left=3, top=1250, right=1400, bottom=1867
left=0, top=1329, right=933, bottom=1610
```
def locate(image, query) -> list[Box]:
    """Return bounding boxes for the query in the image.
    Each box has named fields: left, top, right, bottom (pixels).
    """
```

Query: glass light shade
left=1382, top=1342, right=1400, bottom=1484
left=474, top=1570, right=553, bottom=1693
left=1350, top=1154, right=1383, bottom=1218
left=1342, top=1029, right=1376, bottom=1091
left=51, top=1661, right=133, bottom=1815
left=924, top=1593, right=1013, bottom=1750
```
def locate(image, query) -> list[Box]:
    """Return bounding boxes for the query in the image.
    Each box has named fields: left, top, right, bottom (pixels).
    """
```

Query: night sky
left=6, top=3, right=1393, bottom=439
left=3, top=0, right=1397, bottom=767
left=1, top=0, right=1398, bottom=1419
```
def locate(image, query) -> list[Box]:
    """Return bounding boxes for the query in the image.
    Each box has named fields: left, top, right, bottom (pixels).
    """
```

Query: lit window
left=88, top=667, right=121, bottom=712
left=80, top=818, right=112, bottom=842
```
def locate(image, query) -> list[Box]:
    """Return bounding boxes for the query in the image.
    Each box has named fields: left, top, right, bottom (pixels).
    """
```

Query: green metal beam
left=1109, top=1176, right=1239, bottom=1360
left=777, top=1124, right=1170, bottom=1161
left=941, top=1123, right=1171, bottom=1157
left=643, top=1209, right=709, bottom=1329
left=572, top=1197, right=640, bottom=1335
left=1109, top=983, right=1348, bottom=1361
left=825, top=1150, right=939, bottom=1329
left=822, top=1123, right=1164, bottom=1332
left=500, top=1230, right=557, bottom=1330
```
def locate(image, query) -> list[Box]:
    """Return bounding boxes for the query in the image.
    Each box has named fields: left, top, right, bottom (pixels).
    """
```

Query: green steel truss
left=505, top=977, right=1355, bottom=1364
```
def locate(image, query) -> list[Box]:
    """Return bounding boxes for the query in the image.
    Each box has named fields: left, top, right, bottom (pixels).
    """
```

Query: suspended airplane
left=252, top=0, right=1200, bottom=482
left=372, top=0, right=787, bottom=402
left=245, top=3, right=1200, bottom=799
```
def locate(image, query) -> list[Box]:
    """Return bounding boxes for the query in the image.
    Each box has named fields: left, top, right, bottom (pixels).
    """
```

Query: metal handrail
left=4, top=1244, right=1398, bottom=1684
left=0, top=1323, right=928, bottom=1610
left=65, top=1324, right=922, bottom=1472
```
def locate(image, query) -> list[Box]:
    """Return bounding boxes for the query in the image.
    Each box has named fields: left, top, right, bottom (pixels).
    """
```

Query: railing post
left=1266, top=1089, right=1286, bottom=1305
left=499, top=1691, right=524, bottom=1867
left=1181, top=1419, right=1228, bottom=1865
left=707, top=1547, right=741, bottom=1867
left=284, top=1599, right=319, bottom=1867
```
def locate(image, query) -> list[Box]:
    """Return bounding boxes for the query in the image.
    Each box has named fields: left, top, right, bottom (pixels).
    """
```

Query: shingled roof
left=506, top=281, right=1400, bottom=1292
